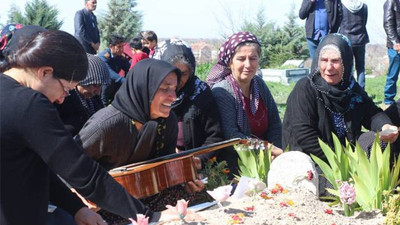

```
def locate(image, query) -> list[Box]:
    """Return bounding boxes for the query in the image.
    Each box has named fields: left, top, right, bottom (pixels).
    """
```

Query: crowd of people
left=1, top=0, right=400, bottom=224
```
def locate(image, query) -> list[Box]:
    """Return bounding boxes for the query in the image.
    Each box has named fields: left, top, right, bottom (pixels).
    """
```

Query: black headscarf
left=154, top=39, right=209, bottom=117
left=308, top=33, right=363, bottom=114
left=112, top=58, right=181, bottom=158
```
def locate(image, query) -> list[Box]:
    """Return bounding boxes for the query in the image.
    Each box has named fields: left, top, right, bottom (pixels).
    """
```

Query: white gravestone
left=267, top=151, right=319, bottom=196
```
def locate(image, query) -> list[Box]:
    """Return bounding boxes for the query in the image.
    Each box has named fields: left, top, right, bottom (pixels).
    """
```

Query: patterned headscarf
left=206, top=31, right=261, bottom=131
left=0, top=24, right=23, bottom=51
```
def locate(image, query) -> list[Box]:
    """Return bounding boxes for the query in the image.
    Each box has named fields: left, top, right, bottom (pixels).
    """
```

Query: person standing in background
left=382, top=0, right=400, bottom=108
left=339, top=0, right=369, bottom=89
left=74, top=0, right=100, bottom=54
left=299, top=0, right=342, bottom=59
left=98, top=34, right=130, bottom=105
left=140, top=30, right=158, bottom=57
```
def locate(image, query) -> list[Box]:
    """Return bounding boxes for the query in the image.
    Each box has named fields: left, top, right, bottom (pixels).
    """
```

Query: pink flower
left=338, top=181, right=356, bottom=205
left=307, top=170, right=313, bottom=181
left=324, top=209, right=333, bottom=214
left=166, top=199, right=189, bottom=219
left=129, top=214, right=148, bottom=225
left=207, top=185, right=232, bottom=202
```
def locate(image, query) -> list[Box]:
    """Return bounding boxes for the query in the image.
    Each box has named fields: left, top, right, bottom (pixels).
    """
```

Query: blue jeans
left=352, top=45, right=366, bottom=89
left=307, top=38, right=320, bottom=60
left=46, top=207, right=76, bottom=225
left=384, top=48, right=400, bottom=105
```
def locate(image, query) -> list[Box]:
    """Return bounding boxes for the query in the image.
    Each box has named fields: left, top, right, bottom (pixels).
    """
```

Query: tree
left=98, top=0, right=142, bottom=49
left=241, top=4, right=308, bottom=68
left=9, top=0, right=62, bottom=30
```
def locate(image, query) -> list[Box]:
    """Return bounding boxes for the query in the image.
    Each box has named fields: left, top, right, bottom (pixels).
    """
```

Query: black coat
left=339, top=4, right=369, bottom=47
left=384, top=0, right=400, bottom=48
left=56, top=90, right=104, bottom=136
left=74, top=8, right=100, bottom=54
left=282, top=77, right=391, bottom=161
left=299, top=0, right=342, bottom=39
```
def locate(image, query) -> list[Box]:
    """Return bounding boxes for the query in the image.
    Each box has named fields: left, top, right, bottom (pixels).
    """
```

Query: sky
left=0, top=0, right=388, bottom=44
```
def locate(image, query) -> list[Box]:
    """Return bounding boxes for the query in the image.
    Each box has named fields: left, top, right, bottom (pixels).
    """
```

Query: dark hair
left=10, top=30, right=88, bottom=82
left=129, top=37, right=143, bottom=50
left=140, top=30, right=158, bottom=43
left=142, top=47, right=150, bottom=55
left=109, top=34, right=125, bottom=46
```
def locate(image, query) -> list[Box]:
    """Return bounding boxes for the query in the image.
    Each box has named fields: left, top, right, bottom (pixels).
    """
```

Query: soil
left=162, top=188, right=385, bottom=225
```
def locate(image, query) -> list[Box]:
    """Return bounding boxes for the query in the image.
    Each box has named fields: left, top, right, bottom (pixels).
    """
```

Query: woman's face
left=77, top=84, right=102, bottom=99
left=150, top=72, right=178, bottom=119
left=229, top=45, right=259, bottom=85
left=174, top=62, right=191, bottom=90
left=38, top=74, right=77, bottom=104
left=319, top=48, right=343, bottom=85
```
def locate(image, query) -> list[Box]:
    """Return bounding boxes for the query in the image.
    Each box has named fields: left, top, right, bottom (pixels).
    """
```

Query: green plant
left=201, top=156, right=230, bottom=190
left=235, top=140, right=272, bottom=183
left=196, top=62, right=214, bottom=81
left=312, top=133, right=400, bottom=211
left=383, top=187, right=400, bottom=225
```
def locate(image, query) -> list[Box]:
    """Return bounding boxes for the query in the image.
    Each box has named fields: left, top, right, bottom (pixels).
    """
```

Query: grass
left=197, top=63, right=397, bottom=120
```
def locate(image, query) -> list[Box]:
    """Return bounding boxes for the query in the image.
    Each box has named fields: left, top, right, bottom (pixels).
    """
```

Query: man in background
left=98, top=34, right=130, bottom=105
left=299, top=0, right=342, bottom=59
left=74, top=0, right=100, bottom=54
left=383, top=0, right=400, bottom=108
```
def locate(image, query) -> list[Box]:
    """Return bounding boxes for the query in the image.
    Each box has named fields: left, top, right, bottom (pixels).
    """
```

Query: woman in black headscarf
left=282, top=33, right=398, bottom=162
left=76, top=58, right=181, bottom=169
left=154, top=39, right=238, bottom=171
left=75, top=58, right=205, bottom=212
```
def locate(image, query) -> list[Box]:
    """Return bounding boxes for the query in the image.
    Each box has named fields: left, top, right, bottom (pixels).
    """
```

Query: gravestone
left=267, top=151, right=319, bottom=196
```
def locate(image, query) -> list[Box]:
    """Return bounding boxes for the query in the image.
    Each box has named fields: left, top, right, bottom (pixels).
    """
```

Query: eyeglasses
left=56, top=78, right=71, bottom=97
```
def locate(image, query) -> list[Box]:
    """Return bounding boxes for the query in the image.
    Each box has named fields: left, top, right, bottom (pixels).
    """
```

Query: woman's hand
left=74, top=207, right=106, bottom=225
left=268, top=143, right=283, bottom=160
left=185, top=179, right=205, bottom=194
left=379, top=124, right=399, bottom=143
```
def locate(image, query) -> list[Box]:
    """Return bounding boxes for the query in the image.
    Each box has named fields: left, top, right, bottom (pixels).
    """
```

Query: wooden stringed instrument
left=109, top=138, right=268, bottom=199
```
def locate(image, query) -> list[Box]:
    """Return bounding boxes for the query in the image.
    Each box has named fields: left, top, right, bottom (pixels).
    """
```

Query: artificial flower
left=207, top=185, right=232, bottom=202
left=129, top=214, right=149, bottom=225
left=166, top=199, right=189, bottom=219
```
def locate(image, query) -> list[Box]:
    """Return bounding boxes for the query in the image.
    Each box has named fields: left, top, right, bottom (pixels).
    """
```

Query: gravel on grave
left=162, top=188, right=384, bottom=225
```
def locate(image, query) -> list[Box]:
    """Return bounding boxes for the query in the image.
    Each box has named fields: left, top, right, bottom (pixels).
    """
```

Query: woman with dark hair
left=0, top=28, right=177, bottom=225
left=282, top=33, right=398, bottom=162
left=206, top=32, right=283, bottom=157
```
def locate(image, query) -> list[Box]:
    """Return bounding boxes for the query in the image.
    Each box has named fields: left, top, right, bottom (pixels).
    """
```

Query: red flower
left=288, top=212, right=296, bottom=217
left=271, top=188, right=279, bottom=194
left=307, top=170, right=313, bottom=180
left=244, top=206, right=254, bottom=211
left=324, top=209, right=333, bottom=214
left=280, top=202, right=288, bottom=207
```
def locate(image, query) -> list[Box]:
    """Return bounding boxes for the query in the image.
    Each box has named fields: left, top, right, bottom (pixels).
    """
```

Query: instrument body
left=109, top=138, right=242, bottom=199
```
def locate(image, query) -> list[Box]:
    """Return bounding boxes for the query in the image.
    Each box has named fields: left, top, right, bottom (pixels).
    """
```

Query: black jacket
left=339, top=4, right=369, bottom=47
left=74, top=8, right=100, bottom=54
left=299, top=0, right=342, bottom=39
left=174, top=83, right=239, bottom=174
left=384, top=0, right=400, bottom=48
left=282, top=77, right=391, bottom=162
left=56, top=90, right=104, bottom=136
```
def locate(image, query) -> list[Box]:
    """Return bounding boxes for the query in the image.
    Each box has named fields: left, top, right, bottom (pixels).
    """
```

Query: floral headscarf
left=0, top=24, right=23, bottom=51
left=206, top=31, right=261, bottom=131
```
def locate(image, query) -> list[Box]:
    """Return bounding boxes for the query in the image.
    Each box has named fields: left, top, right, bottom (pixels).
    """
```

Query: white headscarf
left=341, top=0, right=364, bottom=13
